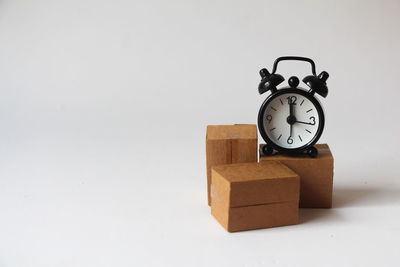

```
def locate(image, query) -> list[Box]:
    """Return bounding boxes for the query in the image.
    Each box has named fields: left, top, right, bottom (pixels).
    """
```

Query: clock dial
left=262, top=92, right=321, bottom=149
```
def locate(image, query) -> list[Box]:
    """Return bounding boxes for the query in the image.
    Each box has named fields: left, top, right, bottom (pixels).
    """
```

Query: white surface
left=262, top=92, right=320, bottom=149
left=0, top=0, right=400, bottom=266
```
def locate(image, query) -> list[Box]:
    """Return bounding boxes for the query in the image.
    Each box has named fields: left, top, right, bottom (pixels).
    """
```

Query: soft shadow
left=333, top=186, right=378, bottom=208
left=299, top=185, right=400, bottom=223
left=299, top=209, right=342, bottom=224
left=333, top=186, right=400, bottom=208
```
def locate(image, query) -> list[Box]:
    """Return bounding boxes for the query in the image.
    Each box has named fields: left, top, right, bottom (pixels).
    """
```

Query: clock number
left=309, top=116, right=316, bottom=125
left=287, top=136, right=293, bottom=144
left=286, top=96, right=297, bottom=105
left=266, top=115, right=272, bottom=123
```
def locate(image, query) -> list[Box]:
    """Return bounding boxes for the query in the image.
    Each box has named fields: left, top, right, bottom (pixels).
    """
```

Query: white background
left=1, top=0, right=400, bottom=266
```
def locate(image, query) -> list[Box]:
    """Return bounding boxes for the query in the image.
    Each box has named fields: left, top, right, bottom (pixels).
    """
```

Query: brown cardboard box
left=259, top=144, right=334, bottom=208
left=206, top=124, right=257, bottom=205
left=211, top=162, right=300, bottom=232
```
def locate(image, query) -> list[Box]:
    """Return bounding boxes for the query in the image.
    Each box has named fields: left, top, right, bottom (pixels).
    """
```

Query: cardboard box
left=259, top=144, right=334, bottom=208
left=206, top=124, right=257, bottom=205
left=211, top=162, right=300, bottom=232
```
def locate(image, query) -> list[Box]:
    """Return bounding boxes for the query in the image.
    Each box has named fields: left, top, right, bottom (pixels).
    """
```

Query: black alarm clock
left=258, top=56, right=329, bottom=158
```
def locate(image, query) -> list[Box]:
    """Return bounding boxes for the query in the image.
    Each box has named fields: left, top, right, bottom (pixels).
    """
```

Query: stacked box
left=211, top=162, right=300, bottom=232
left=205, top=125, right=335, bottom=232
left=206, top=124, right=257, bottom=205
left=259, top=144, right=334, bottom=208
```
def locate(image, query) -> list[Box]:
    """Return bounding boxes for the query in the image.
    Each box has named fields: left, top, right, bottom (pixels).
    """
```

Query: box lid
left=211, top=162, right=300, bottom=208
left=207, top=124, right=257, bottom=140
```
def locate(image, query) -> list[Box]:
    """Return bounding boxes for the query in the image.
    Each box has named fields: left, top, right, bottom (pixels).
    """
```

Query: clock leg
left=307, top=146, right=318, bottom=158
left=262, top=144, right=274, bottom=156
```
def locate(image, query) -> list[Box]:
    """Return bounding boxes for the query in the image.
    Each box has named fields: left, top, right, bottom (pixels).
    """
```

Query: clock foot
left=307, top=146, right=318, bottom=158
left=262, top=144, right=274, bottom=156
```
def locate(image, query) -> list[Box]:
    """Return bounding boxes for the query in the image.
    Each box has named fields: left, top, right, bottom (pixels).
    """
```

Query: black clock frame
left=258, top=87, right=325, bottom=157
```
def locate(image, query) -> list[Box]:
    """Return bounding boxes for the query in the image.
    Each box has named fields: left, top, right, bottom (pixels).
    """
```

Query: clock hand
left=289, top=99, right=294, bottom=117
left=289, top=98, right=293, bottom=137
left=295, top=120, right=314, bottom=125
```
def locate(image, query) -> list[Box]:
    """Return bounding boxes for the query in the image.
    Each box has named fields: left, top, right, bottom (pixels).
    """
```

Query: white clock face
left=262, top=92, right=321, bottom=149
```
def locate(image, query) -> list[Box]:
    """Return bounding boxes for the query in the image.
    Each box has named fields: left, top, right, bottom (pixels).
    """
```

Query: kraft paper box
left=259, top=143, right=334, bottom=208
left=206, top=124, right=257, bottom=205
left=211, top=162, right=300, bottom=232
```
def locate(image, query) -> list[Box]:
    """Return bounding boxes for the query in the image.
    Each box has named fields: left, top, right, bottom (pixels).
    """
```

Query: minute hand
left=295, top=120, right=315, bottom=125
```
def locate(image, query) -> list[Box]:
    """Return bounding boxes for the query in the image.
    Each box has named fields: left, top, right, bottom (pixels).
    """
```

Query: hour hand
left=295, top=120, right=314, bottom=125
